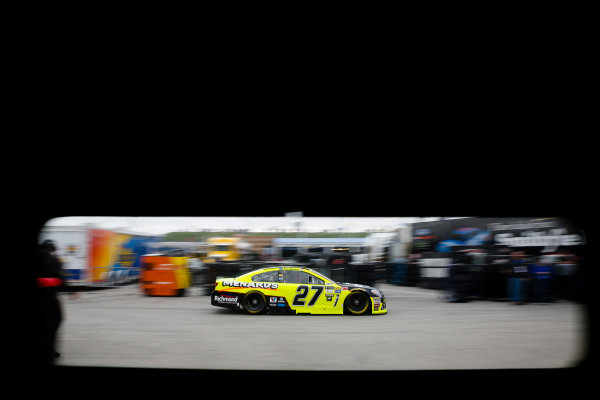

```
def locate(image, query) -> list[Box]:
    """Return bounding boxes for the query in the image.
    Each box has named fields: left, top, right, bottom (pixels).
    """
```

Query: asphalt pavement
left=55, top=283, right=586, bottom=370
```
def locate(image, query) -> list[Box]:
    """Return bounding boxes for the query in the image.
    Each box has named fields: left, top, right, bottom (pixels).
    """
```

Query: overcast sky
left=43, top=216, right=444, bottom=236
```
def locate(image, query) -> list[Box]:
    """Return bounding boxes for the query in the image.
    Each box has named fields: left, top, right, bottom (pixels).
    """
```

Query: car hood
left=337, top=282, right=382, bottom=295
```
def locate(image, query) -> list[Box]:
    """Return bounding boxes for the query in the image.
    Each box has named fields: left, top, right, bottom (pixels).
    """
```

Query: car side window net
left=282, top=269, right=301, bottom=283
left=305, top=273, right=325, bottom=285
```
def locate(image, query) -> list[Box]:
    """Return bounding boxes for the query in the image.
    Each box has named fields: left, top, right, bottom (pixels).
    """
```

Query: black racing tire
left=345, top=291, right=371, bottom=315
left=242, top=291, right=267, bottom=314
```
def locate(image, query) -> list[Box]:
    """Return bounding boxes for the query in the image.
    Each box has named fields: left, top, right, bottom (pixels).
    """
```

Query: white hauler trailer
left=354, top=226, right=412, bottom=263
left=39, top=226, right=91, bottom=286
left=38, top=225, right=159, bottom=286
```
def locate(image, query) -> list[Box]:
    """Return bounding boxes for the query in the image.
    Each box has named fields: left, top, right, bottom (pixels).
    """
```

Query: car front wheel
left=345, top=292, right=370, bottom=315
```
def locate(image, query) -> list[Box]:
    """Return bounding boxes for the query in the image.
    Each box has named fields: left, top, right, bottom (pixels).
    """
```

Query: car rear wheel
left=243, top=292, right=267, bottom=314
left=345, top=291, right=370, bottom=315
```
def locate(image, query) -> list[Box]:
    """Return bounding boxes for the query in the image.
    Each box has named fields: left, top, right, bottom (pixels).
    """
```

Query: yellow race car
left=211, top=264, right=387, bottom=315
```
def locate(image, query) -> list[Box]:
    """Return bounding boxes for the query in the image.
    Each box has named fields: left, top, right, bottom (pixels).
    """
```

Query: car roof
left=239, top=265, right=330, bottom=279
left=253, top=265, right=316, bottom=272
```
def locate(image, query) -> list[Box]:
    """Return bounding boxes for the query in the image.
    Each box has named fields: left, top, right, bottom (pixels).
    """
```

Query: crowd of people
left=444, top=247, right=584, bottom=304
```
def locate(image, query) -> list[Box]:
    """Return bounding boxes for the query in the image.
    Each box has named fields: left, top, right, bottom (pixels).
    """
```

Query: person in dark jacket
left=36, top=239, right=78, bottom=364
left=554, top=253, right=579, bottom=300
left=508, top=251, right=531, bottom=304
left=531, top=256, right=553, bottom=303
left=446, top=250, right=472, bottom=302
left=489, top=247, right=512, bottom=301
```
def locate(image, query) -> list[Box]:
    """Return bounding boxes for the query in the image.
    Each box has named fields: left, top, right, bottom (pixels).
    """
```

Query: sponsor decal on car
left=214, top=294, right=238, bottom=304
left=269, top=296, right=287, bottom=307
left=222, top=280, right=279, bottom=289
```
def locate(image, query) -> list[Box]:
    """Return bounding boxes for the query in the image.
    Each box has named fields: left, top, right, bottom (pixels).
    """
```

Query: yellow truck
left=204, top=237, right=253, bottom=263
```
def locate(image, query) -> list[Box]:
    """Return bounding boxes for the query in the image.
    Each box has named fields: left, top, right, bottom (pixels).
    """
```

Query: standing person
left=555, top=252, right=579, bottom=300
left=35, top=239, right=78, bottom=364
left=447, top=250, right=471, bottom=302
left=508, top=250, right=531, bottom=304
left=531, top=256, right=553, bottom=304
left=490, top=247, right=512, bottom=301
